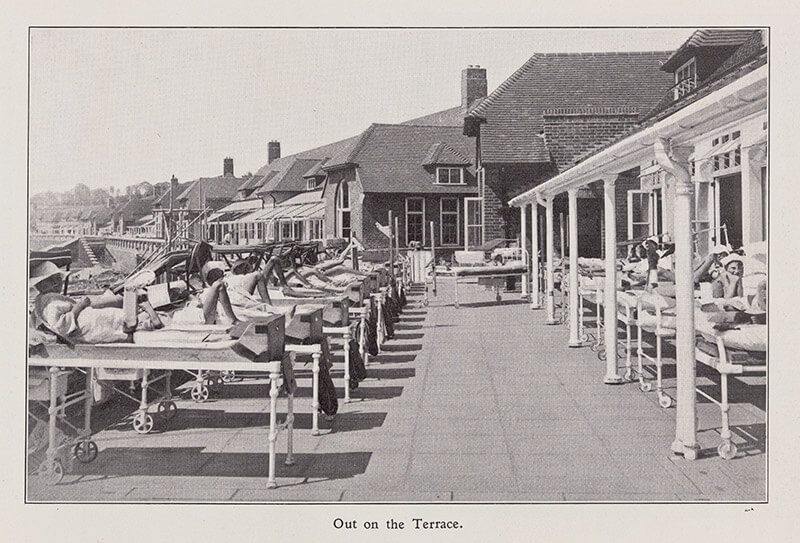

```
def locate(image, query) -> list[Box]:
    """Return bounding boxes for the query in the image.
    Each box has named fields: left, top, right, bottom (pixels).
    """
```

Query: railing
left=105, top=235, right=171, bottom=256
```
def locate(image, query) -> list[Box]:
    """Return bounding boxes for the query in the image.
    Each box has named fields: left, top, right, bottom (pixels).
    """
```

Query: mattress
left=436, top=263, right=527, bottom=277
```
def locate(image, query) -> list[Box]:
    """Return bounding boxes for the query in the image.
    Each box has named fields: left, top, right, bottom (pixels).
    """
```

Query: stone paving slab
left=27, top=280, right=766, bottom=502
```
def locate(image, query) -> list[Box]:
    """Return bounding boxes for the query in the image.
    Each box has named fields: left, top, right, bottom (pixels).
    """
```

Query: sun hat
left=711, top=244, right=732, bottom=255
left=29, top=261, right=68, bottom=288
left=720, top=253, right=744, bottom=268
left=644, top=235, right=659, bottom=245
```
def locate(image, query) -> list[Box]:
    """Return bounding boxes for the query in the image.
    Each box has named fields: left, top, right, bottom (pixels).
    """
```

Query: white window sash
left=435, top=167, right=465, bottom=185
left=627, top=190, right=651, bottom=239
left=405, top=197, right=425, bottom=245
left=440, top=197, right=460, bottom=246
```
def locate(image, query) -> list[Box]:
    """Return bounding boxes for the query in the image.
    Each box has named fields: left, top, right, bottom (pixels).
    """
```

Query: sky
left=28, top=27, right=693, bottom=196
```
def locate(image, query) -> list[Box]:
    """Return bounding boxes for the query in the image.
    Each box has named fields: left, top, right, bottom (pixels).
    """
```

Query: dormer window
left=436, top=167, right=464, bottom=185
left=674, top=58, right=697, bottom=100
left=306, top=178, right=320, bottom=191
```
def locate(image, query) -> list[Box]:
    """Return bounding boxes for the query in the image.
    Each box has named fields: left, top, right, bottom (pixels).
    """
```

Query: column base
left=603, top=374, right=626, bottom=385
left=529, top=304, right=542, bottom=310
left=671, top=439, right=701, bottom=460
left=568, top=341, right=584, bottom=348
left=545, top=319, right=558, bottom=326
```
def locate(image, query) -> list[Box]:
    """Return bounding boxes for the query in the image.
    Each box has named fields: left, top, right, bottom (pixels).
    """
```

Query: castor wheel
left=132, top=412, right=154, bottom=434
left=496, top=293, right=502, bottom=302
left=40, top=459, right=64, bottom=485
left=191, top=384, right=209, bottom=403
left=658, top=394, right=673, bottom=408
left=220, top=370, right=236, bottom=383
left=639, top=381, right=652, bottom=392
left=207, top=376, right=223, bottom=392
left=157, top=401, right=178, bottom=420
left=73, top=440, right=98, bottom=463
left=597, top=349, right=606, bottom=361
left=717, top=440, right=737, bottom=460
left=624, top=369, right=636, bottom=381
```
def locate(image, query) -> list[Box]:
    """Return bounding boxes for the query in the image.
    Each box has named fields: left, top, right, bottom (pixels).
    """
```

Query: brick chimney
left=223, top=157, right=234, bottom=177
left=268, top=140, right=281, bottom=164
left=461, top=65, right=487, bottom=110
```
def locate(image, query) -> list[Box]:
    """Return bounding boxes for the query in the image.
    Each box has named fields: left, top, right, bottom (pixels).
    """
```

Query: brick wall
left=542, top=109, right=640, bottom=172
left=483, top=163, right=557, bottom=242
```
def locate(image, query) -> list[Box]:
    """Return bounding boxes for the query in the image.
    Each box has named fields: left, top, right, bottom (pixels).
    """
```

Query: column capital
left=602, top=176, right=617, bottom=189
left=567, top=187, right=578, bottom=198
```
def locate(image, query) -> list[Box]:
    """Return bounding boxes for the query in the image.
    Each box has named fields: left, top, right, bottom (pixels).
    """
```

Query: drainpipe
left=602, top=176, right=623, bottom=384
left=530, top=199, right=541, bottom=309
left=654, top=137, right=699, bottom=459
left=568, top=188, right=581, bottom=346
left=542, top=196, right=556, bottom=324
left=520, top=204, right=528, bottom=298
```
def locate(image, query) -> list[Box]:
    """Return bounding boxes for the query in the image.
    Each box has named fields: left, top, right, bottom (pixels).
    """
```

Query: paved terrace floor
left=27, top=280, right=766, bottom=502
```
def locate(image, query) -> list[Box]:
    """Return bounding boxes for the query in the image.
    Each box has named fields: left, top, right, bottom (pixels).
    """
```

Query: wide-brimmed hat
left=29, top=261, right=68, bottom=288
left=644, top=235, right=659, bottom=246
left=711, top=244, right=732, bottom=255
left=721, top=254, right=744, bottom=268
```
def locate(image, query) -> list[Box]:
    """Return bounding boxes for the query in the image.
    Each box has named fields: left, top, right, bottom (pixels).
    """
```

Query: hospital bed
left=28, top=315, right=302, bottom=487
left=434, top=248, right=529, bottom=308
left=695, top=312, right=766, bottom=460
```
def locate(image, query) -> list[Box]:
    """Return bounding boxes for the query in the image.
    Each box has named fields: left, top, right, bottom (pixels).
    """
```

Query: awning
left=235, top=202, right=324, bottom=223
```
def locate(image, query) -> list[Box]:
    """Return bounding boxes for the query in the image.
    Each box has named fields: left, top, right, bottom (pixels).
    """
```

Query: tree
left=74, top=183, right=91, bottom=205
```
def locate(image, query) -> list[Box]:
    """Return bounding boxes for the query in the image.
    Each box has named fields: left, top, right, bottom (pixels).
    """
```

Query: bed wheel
left=639, top=382, right=652, bottom=393
left=717, top=440, right=737, bottom=460
left=496, top=292, right=502, bottom=302
left=220, top=370, right=236, bottom=383
left=191, top=384, right=209, bottom=403
left=157, top=401, right=178, bottom=420
left=132, top=412, right=154, bottom=434
left=624, top=369, right=636, bottom=381
left=74, top=440, right=98, bottom=463
left=597, top=349, right=606, bottom=361
left=43, top=459, right=64, bottom=485
left=658, top=394, right=673, bottom=409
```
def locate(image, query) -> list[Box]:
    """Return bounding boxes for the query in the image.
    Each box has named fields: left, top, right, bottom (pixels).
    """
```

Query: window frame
left=405, top=196, right=425, bottom=246
left=627, top=190, right=652, bottom=240
left=336, top=181, right=352, bottom=239
left=435, top=167, right=465, bottom=185
left=439, top=197, right=460, bottom=246
left=674, top=57, right=697, bottom=100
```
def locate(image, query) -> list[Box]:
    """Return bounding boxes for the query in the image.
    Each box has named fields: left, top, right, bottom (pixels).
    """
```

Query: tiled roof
left=330, top=123, right=478, bottom=193
left=256, top=158, right=321, bottom=194
left=644, top=32, right=767, bottom=121
left=177, top=177, right=242, bottom=209
left=465, top=52, right=674, bottom=164
left=303, top=158, right=328, bottom=178
left=400, top=101, right=482, bottom=127
left=111, top=197, right=155, bottom=222
left=421, top=142, right=471, bottom=166
left=574, top=50, right=768, bottom=170
left=662, top=28, right=759, bottom=72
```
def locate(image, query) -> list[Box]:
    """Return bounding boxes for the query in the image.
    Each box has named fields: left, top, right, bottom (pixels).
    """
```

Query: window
left=711, top=131, right=741, bottom=173
left=674, top=58, right=697, bottom=100
left=436, top=167, right=464, bottom=185
left=293, top=221, right=303, bottom=241
left=280, top=221, right=292, bottom=240
left=406, top=197, right=425, bottom=245
left=337, top=181, right=351, bottom=239
left=440, top=197, right=460, bottom=246
left=257, top=222, right=264, bottom=240
left=309, top=219, right=323, bottom=240
left=306, top=178, right=320, bottom=190
left=628, top=190, right=651, bottom=240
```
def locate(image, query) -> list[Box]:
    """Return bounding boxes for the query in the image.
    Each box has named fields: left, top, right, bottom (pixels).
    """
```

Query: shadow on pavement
left=68, top=448, right=372, bottom=481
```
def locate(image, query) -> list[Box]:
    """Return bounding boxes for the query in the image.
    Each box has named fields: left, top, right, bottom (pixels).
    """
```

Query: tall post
left=530, top=200, right=541, bottom=309
left=544, top=197, right=556, bottom=324
left=655, top=138, right=699, bottom=459
left=602, top=176, right=623, bottom=384
left=568, top=189, right=581, bottom=346
left=520, top=204, right=528, bottom=298
left=559, top=211, right=565, bottom=260
left=388, top=210, right=394, bottom=278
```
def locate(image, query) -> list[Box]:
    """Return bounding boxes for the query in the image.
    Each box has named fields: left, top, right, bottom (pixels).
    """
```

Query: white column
left=655, top=138, right=699, bottom=459
left=741, top=145, right=764, bottom=244
left=545, top=197, right=556, bottom=324
left=530, top=201, right=541, bottom=309
left=521, top=204, right=529, bottom=298
left=568, top=189, right=581, bottom=346
left=602, top=177, right=623, bottom=384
